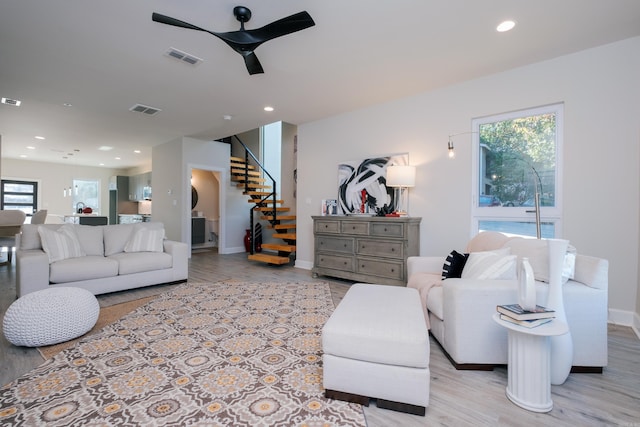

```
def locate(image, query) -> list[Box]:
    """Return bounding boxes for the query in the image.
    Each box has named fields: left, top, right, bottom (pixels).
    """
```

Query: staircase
left=230, top=154, right=296, bottom=266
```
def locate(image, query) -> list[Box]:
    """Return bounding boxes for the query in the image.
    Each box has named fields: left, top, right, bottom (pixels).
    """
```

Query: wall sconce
left=386, top=165, right=416, bottom=216
left=446, top=132, right=542, bottom=238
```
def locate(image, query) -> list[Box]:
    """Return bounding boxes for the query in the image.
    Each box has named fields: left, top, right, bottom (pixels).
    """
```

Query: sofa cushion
left=49, top=256, right=119, bottom=283
left=20, top=224, right=62, bottom=250
left=461, top=248, right=516, bottom=280
left=442, top=250, right=469, bottom=280
left=110, top=251, right=172, bottom=275
left=74, top=225, right=104, bottom=256
left=124, top=227, right=164, bottom=253
left=38, top=225, right=86, bottom=263
left=103, top=222, right=165, bottom=256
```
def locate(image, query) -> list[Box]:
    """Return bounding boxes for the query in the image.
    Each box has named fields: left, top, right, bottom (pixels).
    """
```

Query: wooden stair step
left=231, top=168, right=261, bottom=176
left=254, top=207, right=290, bottom=212
left=233, top=176, right=266, bottom=183
left=238, top=183, right=272, bottom=189
left=261, top=243, right=296, bottom=252
left=230, top=156, right=247, bottom=163
left=248, top=253, right=291, bottom=265
left=261, top=215, right=296, bottom=221
left=249, top=199, right=284, bottom=204
left=274, top=233, right=296, bottom=240
left=247, top=191, right=273, bottom=196
left=268, top=223, right=296, bottom=230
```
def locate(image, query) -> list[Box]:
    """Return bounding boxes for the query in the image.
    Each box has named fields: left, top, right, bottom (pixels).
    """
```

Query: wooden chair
left=0, top=210, right=27, bottom=264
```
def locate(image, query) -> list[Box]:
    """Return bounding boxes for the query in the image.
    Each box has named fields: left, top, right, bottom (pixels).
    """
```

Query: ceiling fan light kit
left=152, top=5, right=315, bottom=75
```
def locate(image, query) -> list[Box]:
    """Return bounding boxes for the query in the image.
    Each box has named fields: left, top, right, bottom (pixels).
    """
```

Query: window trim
left=470, top=103, right=564, bottom=238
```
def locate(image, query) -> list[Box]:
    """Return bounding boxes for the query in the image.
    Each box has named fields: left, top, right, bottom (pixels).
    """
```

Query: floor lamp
left=386, top=165, right=416, bottom=216
left=447, top=134, right=542, bottom=239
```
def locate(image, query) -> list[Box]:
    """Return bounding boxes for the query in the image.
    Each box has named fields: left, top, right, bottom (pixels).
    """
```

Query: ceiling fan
left=152, top=6, right=315, bottom=75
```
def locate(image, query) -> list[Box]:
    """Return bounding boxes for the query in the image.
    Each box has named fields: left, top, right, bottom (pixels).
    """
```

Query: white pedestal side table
left=493, top=313, right=569, bottom=412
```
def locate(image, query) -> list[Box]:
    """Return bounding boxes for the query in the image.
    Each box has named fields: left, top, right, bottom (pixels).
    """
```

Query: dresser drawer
left=315, top=220, right=340, bottom=234
left=356, top=239, right=404, bottom=259
left=316, top=236, right=354, bottom=253
left=370, top=222, right=405, bottom=238
left=316, top=253, right=355, bottom=271
left=340, top=221, right=369, bottom=235
left=356, top=257, right=404, bottom=280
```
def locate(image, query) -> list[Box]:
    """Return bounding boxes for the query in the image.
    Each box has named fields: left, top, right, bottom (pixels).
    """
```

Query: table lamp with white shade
left=386, top=165, right=416, bottom=216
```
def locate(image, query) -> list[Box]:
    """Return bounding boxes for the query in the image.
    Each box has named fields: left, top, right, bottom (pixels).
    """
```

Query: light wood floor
left=1, top=250, right=639, bottom=426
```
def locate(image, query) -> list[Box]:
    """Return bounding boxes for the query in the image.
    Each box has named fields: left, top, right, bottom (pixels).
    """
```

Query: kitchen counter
left=64, top=214, right=108, bottom=226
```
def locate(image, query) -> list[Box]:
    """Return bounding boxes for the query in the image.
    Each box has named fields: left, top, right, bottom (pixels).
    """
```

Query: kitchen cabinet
left=312, top=216, right=421, bottom=287
left=129, top=172, right=152, bottom=201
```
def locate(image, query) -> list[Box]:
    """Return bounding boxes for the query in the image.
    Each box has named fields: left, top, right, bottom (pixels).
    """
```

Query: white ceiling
left=1, top=0, right=639, bottom=169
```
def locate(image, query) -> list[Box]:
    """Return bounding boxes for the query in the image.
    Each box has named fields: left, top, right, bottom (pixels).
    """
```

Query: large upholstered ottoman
left=322, top=283, right=430, bottom=415
left=3, top=287, right=100, bottom=347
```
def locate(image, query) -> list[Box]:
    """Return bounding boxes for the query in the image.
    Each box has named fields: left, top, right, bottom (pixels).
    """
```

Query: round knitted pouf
left=3, top=287, right=100, bottom=347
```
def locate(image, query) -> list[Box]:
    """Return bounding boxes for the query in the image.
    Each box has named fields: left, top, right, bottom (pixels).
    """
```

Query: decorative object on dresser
left=385, top=165, right=416, bottom=216
left=312, top=216, right=420, bottom=287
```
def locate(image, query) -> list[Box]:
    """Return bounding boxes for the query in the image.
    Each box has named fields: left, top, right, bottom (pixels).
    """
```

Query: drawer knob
left=391, top=268, right=395, bottom=272
left=391, top=248, right=395, bottom=252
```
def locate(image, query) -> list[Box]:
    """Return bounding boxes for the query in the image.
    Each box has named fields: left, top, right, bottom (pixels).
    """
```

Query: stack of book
left=496, top=303, right=555, bottom=328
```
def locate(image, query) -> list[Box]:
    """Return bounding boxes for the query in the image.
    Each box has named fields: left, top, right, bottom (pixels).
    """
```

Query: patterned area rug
left=0, top=281, right=366, bottom=426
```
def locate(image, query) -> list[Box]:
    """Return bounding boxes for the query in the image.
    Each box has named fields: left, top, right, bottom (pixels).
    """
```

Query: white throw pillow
left=461, top=248, right=517, bottom=280
left=124, top=227, right=165, bottom=253
left=38, top=224, right=86, bottom=263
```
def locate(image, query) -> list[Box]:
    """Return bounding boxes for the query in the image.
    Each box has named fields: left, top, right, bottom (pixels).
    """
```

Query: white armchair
left=407, top=232, right=608, bottom=372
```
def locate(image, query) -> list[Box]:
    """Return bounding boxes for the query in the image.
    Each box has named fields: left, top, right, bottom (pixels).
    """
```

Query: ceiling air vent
left=129, top=104, right=161, bottom=115
left=1, top=97, right=22, bottom=107
left=165, top=47, right=203, bottom=66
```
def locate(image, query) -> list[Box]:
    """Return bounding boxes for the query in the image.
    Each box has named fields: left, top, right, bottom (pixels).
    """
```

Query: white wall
left=296, top=37, right=640, bottom=322
left=1, top=158, right=127, bottom=220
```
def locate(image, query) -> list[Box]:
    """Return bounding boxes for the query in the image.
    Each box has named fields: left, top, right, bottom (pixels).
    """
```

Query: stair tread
left=231, top=169, right=261, bottom=176
left=261, top=243, right=296, bottom=252
left=249, top=199, right=284, bottom=204
left=255, top=207, right=290, bottom=212
left=274, top=233, right=296, bottom=240
left=261, top=215, right=296, bottom=221
left=268, top=224, right=296, bottom=230
left=248, top=253, right=291, bottom=265
left=238, top=183, right=272, bottom=189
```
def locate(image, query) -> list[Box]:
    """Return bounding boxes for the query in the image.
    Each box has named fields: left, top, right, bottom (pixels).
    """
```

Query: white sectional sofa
left=407, top=232, right=608, bottom=372
left=16, top=222, right=188, bottom=297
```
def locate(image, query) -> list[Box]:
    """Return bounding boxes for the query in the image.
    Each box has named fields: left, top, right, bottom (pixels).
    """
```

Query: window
left=1, top=180, right=38, bottom=216
left=471, top=104, right=563, bottom=238
left=72, top=179, right=100, bottom=213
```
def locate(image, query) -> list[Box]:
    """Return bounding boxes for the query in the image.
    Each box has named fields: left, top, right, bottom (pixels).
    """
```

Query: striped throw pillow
left=124, top=227, right=165, bottom=253
left=38, top=225, right=86, bottom=263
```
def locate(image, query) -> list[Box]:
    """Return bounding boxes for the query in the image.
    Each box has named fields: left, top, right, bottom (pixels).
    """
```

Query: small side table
left=493, top=313, right=568, bottom=412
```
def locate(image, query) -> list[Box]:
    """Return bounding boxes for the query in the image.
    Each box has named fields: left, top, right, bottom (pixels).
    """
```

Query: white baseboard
left=608, top=308, right=640, bottom=339
left=295, top=260, right=313, bottom=270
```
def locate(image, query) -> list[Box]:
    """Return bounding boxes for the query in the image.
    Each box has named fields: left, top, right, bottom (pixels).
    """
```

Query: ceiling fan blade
left=243, top=52, right=264, bottom=75
left=248, top=11, right=315, bottom=43
left=152, top=13, right=209, bottom=33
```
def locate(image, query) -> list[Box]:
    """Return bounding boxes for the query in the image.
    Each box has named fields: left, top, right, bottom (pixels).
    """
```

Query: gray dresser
left=312, top=216, right=421, bottom=286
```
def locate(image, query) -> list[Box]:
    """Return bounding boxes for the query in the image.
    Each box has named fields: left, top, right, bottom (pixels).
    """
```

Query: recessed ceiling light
left=115, top=157, right=121, bottom=160
left=264, top=106, right=274, bottom=112
left=26, top=146, right=35, bottom=150
left=1, top=97, right=21, bottom=107
left=34, top=136, right=45, bottom=140
left=98, top=146, right=114, bottom=151
left=496, top=20, right=516, bottom=32
left=134, top=150, right=141, bottom=154
left=63, top=102, right=73, bottom=107
left=19, top=154, right=27, bottom=158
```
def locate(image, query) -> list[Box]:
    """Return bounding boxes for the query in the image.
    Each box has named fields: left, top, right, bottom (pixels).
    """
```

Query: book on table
left=496, top=303, right=555, bottom=321
left=499, top=313, right=553, bottom=328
